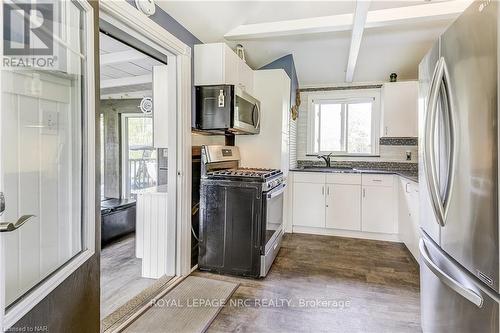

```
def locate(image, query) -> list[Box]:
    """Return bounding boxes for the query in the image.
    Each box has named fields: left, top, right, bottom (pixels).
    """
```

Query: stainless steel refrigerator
left=418, top=1, right=500, bottom=332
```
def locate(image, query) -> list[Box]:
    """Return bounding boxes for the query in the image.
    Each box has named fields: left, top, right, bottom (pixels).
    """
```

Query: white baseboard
left=292, top=226, right=401, bottom=242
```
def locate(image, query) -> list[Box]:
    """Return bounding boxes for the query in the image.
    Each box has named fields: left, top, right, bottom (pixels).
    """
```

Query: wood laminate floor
left=194, top=233, right=421, bottom=333
left=100, top=234, right=157, bottom=319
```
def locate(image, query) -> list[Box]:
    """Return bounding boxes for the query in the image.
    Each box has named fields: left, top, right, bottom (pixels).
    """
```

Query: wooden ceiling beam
left=224, top=0, right=471, bottom=40
left=345, top=0, right=371, bottom=83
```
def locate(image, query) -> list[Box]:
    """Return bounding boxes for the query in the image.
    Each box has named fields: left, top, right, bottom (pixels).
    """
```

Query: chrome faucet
left=317, top=153, right=332, bottom=167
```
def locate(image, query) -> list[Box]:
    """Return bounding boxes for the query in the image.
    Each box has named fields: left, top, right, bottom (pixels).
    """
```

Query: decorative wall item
left=291, top=89, right=300, bottom=121
left=235, top=44, right=246, bottom=62
left=135, top=0, right=156, bottom=16
left=390, top=73, right=398, bottom=82
left=291, top=105, right=298, bottom=121
left=139, top=96, right=153, bottom=114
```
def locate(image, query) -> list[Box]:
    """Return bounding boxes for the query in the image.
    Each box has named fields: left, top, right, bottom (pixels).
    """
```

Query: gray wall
left=12, top=2, right=101, bottom=331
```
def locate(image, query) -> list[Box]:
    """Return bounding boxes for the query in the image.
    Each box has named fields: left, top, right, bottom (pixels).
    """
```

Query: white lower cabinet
left=361, top=185, right=397, bottom=234
left=398, top=178, right=420, bottom=260
left=325, top=184, right=361, bottom=231
left=292, top=172, right=399, bottom=240
left=292, top=181, right=325, bottom=228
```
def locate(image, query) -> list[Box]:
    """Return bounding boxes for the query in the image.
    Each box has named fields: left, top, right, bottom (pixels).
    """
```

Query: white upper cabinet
left=236, top=69, right=291, bottom=174
left=238, top=60, right=254, bottom=93
left=194, top=43, right=254, bottom=94
left=381, top=81, right=418, bottom=137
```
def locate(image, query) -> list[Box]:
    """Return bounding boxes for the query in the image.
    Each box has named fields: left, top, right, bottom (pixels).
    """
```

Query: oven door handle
left=267, top=184, right=286, bottom=199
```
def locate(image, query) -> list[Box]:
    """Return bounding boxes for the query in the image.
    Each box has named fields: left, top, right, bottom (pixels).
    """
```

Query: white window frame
left=1, top=0, right=96, bottom=329
left=306, top=89, right=381, bottom=156
left=121, top=113, right=155, bottom=199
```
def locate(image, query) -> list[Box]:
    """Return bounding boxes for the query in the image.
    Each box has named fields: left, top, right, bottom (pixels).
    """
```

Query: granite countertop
left=290, top=167, right=418, bottom=183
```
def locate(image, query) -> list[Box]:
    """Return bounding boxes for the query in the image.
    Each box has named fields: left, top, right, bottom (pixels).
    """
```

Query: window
left=308, top=89, right=381, bottom=155
left=122, top=115, right=158, bottom=199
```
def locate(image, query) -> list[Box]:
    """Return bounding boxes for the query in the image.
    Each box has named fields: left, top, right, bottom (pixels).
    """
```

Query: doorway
left=98, top=31, right=175, bottom=323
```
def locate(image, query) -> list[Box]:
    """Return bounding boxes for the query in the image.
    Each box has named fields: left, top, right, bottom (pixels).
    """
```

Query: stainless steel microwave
left=195, top=85, right=261, bottom=134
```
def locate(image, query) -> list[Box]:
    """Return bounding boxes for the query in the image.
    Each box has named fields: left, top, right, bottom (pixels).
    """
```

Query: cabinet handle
left=405, top=183, right=410, bottom=193
left=322, top=186, right=324, bottom=195
left=363, top=188, right=366, bottom=198
left=327, top=186, right=330, bottom=195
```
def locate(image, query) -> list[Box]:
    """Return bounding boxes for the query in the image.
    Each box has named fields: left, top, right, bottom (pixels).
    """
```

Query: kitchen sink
left=300, top=166, right=355, bottom=173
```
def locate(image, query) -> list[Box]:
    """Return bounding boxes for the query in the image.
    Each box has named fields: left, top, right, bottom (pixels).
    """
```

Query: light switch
left=42, top=109, right=58, bottom=135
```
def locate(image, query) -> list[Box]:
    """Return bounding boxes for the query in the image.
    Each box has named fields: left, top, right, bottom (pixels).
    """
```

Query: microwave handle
left=253, top=104, right=261, bottom=129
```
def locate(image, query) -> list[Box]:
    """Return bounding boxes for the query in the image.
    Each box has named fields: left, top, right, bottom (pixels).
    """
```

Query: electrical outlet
left=406, top=151, right=412, bottom=161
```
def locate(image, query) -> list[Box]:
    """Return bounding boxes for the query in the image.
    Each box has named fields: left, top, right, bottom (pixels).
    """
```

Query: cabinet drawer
left=292, top=172, right=326, bottom=184
left=362, top=174, right=394, bottom=187
left=326, top=173, right=361, bottom=185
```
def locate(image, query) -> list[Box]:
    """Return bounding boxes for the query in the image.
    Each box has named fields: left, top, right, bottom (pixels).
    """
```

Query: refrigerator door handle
left=423, top=59, right=445, bottom=226
left=419, top=239, right=483, bottom=308
left=437, top=57, right=457, bottom=221
left=423, top=57, right=456, bottom=227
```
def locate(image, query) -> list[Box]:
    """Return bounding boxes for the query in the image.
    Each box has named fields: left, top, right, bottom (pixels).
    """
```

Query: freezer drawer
left=420, top=233, right=499, bottom=333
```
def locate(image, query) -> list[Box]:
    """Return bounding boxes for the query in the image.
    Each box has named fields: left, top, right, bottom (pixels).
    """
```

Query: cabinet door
left=362, top=186, right=396, bottom=233
left=398, top=179, right=412, bottom=245
left=407, top=183, right=420, bottom=260
left=325, top=184, right=361, bottom=231
left=292, top=182, right=325, bottom=228
left=194, top=43, right=225, bottom=85
left=382, top=81, right=418, bottom=137
left=223, top=45, right=240, bottom=86
left=237, top=61, right=254, bottom=94
left=281, top=74, right=291, bottom=134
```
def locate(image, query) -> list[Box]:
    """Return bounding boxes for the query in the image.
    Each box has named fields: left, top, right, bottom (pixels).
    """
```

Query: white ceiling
left=99, top=33, right=163, bottom=98
left=156, top=0, right=466, bottom=86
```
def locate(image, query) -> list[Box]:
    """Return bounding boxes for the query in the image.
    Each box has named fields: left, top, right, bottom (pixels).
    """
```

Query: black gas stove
left=198, top=145, right=284, bottom=278
left=207, top=168, right=280, bottom=179
left=206, top=168, right=283, bottom=191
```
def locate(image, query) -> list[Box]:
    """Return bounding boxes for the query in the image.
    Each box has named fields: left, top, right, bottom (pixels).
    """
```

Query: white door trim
left=1, top=0, right=96, bottom=329
left=99, top=0, right=192, bottom=277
